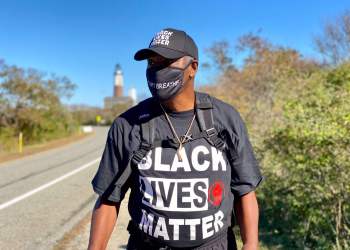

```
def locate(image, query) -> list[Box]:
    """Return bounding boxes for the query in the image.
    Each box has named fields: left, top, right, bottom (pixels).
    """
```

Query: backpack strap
left=195, top=92, right=226, bottom=150
left=195, top=92, right=240, bottom=234
left=132, top=99, right=156, bottom=165
left=113, top=98, right=156, bottom=192
left=141, top=117, right=155, bottom=145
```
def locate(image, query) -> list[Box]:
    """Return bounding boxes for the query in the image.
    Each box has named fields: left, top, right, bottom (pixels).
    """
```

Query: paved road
left=0, top=126, right=130, bottom=250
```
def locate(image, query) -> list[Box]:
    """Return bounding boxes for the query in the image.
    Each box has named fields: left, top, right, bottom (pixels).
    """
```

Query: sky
left=1, top=0, right=349, bottom=107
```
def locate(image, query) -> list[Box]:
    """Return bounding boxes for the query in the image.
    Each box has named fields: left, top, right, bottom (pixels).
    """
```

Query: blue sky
left=1, top=0, right=349, bottom=107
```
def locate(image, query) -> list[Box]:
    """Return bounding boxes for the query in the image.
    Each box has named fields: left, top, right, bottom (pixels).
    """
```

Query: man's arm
left=87, top=196, right=120, bottom=250
left=234, top=191, right=259, bottom=250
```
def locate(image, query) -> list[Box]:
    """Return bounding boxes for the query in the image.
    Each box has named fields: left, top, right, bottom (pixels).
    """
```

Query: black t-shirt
left=91, top=92, right=263, bottom=248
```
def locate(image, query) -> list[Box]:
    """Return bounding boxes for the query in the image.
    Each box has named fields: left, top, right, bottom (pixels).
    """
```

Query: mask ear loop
left=176, top=59, right=194, bottom=88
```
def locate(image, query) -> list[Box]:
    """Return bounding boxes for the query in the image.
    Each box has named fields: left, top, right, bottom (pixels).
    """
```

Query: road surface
left=0, top=126, right=130, bottom=250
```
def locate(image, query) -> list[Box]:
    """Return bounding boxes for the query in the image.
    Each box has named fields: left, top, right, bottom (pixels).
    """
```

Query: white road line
left=0, top=157, right=101, bottom=211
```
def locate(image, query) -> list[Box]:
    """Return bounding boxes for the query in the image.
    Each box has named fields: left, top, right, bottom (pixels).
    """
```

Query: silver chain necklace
left=159, top=103, right=196, bottom=161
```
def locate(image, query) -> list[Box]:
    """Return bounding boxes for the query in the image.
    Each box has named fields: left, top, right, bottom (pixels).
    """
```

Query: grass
left=0, top=131, right=93, bottom=164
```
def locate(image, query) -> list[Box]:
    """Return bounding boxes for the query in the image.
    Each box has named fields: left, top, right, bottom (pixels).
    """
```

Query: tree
left=260, top=63, right=350, bottom=249
left=203, top=40, right=235, bottom=72
left=201, top=33, right=319, bottom=141
left=0, top=59, right=77, bottom=148
left=314, top=10, right=350, bottom=66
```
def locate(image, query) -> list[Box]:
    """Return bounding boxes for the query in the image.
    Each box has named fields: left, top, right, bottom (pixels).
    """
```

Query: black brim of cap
left=134, top=47, right=186, bottom=61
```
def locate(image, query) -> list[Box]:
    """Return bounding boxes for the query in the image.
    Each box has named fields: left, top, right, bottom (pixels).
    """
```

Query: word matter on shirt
left=139, top=209, right=225, bottom=241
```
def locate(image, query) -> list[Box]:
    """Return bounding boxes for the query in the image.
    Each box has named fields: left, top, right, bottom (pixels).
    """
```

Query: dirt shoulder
left=0, top=132, right=93, bottom=164
left=54, top=194, right=130, bottom=250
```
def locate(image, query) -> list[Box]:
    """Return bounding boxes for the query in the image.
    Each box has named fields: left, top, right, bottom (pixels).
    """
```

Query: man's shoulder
left=111, top=97, right=155, bottom=129
left=200, top=92, right=245, bottom=136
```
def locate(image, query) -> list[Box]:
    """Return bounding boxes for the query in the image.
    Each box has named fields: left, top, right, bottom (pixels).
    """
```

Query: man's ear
left=189, top=61, right=198, bottom=78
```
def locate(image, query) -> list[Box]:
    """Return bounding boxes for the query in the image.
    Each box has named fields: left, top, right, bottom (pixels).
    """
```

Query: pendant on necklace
left=177, top=144, right=183, bottom=161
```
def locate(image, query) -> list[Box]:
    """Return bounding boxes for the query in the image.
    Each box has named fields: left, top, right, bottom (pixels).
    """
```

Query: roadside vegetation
left=0, top=60, right=79, bottom=153
left=200, top=10, right=350, bottom=249
left=0, top=61, right=131, bottom=154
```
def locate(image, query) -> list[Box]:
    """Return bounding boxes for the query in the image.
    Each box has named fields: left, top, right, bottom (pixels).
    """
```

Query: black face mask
left=146, top=60, right=192, bottom=101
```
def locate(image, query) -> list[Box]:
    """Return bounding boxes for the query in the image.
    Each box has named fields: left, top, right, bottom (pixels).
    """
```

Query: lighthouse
left=113, top=64, right=123, bottom=97
left=104, top=63, right=137, bottom=109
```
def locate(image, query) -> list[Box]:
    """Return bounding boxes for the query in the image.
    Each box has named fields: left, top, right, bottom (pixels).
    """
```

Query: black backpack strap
left=132, top=99, right=156, bottom=164
left=113, top=98, right=156, bottom=191
left=131, top=119, right=155, bottom=163
left=195, top=92, right=239, bottom=247
left=141, top=118, right=155, bottom=145
left=195, top=92, right=226, bottom=150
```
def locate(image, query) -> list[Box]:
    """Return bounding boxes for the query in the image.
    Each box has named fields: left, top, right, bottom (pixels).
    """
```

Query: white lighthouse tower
left=104, top=63, right=135, bottom=109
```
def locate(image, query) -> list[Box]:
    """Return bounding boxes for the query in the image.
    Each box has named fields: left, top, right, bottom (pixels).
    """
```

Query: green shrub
left=259, top=64, right=350, bottom=249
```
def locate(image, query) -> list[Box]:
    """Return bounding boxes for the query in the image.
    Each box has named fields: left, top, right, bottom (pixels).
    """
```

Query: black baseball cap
left=134, top=28, right=198, bottom=61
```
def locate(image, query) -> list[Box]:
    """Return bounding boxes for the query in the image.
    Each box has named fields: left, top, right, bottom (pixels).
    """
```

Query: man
left=88, top=28, right=263, bottom=250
